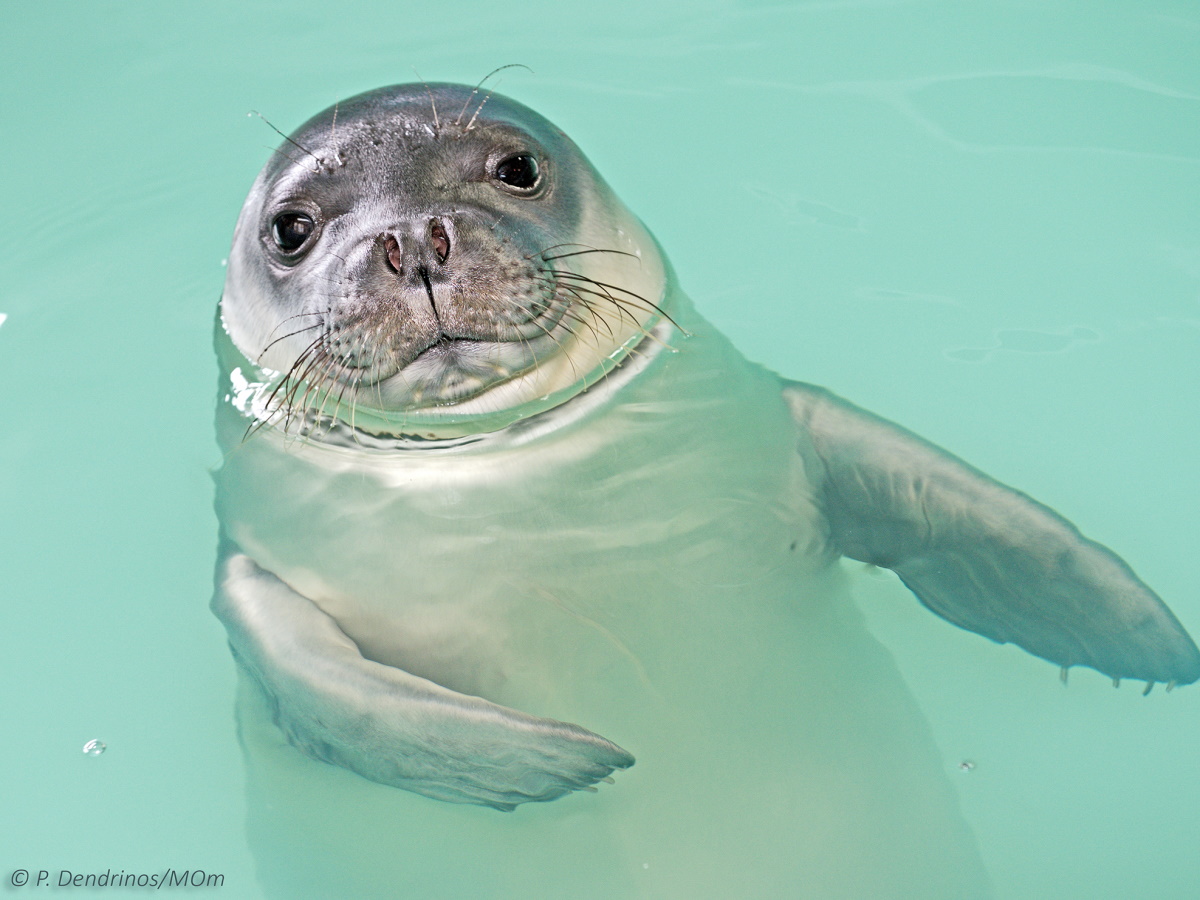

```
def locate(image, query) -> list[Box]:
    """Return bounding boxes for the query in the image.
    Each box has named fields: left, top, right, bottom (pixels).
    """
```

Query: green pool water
left=3, top=2, right=1198, bottom=897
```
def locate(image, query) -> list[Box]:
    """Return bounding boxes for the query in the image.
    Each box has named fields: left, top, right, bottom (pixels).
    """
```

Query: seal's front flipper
left=212, top=548, right=634, bottom=809
left=783, top=382, right=1200, bottom=688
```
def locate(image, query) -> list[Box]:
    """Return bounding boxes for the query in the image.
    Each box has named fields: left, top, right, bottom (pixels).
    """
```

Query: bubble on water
left=82, top=739, right=107, bottom=757
left=958, top=760, right=976, bottom=773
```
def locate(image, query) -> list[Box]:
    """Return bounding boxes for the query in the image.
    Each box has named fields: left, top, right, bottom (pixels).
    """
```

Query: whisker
left=283, top=343, right=334, bottom=431
left=303, top=358, right=341, bottom=435
left=533, top=272, right=641, bottom=332
left=537, top=275, right=634, bottom=324
left=328, top=102, right=340, bottom=165
left=268, top=337, right=324, bottom=408
left=536, top=274, right=675, bottom=352
left=454, top=64, right=533, bottom=127
left=540, top=248, right=640, bottom=263
left=548, top=270, right=680, bottom=329
left=264, top=145, right=319, bottom=175
left=250, top=111, right=324, bottom=169
left=412, top=67, right=440, bottom=136
left=287, top=370, right=323, bottom=431
left=309, top=353, right=342, bottom=423
left=325, top=359, right=357, bottom=432
left=371, top=327, right=388, bottom=414
left=464, top=88, right=498, bottom=133
left=257, top=311, right=326, bottom=350
left=244, top=336, right=324, bottom=441
left=495, top=294, right=574, bottom=361
left=552, top=284, right=615, bottom=343
left=256, top=323, right=322, bottom=361
left=528, top=241, right=596, bottom=260
left=348, top=370, right=365, bottom=445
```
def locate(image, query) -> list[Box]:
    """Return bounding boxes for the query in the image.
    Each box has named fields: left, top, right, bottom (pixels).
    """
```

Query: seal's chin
left=370, top=333, right=562, bottom=410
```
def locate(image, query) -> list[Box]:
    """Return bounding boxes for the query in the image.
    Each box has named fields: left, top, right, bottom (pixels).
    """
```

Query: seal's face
left=222, top=83, right=668, bottom=429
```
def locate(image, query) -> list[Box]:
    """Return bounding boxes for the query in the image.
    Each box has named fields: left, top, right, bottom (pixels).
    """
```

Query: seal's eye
left=494, top=154, right=540, bottom=191
left=272, top=212, right=316, bottom=254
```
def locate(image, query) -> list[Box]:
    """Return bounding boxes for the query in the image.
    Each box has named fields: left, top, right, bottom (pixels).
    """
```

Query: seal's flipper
left=212, top=547, right=634, bottom=809
left=783, top=382, right=1200, bottom=687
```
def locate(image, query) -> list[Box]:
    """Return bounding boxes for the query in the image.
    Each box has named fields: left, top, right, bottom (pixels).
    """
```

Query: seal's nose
left=429, top=219, right=450, bottom=263
left=380, top=218, right=452, bottom=275
left=382, top=233, right=404, bottom=273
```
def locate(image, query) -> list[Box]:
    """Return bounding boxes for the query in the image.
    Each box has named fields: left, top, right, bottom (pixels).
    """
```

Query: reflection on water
left=946, top=326, right=1100, bottom=362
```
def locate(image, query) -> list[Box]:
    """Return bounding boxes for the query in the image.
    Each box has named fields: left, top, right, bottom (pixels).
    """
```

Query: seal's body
left=216, top=301, right=987, bottom=898
left=213, top=83, right=1199, bottom=899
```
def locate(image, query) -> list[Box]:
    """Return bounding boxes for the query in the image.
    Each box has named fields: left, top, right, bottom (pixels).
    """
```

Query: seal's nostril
left=382, top=234, right=404, bottom=274
left=430, top=219, right=450, bottom=264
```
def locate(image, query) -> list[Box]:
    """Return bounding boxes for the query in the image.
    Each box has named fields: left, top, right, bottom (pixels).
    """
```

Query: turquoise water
left=3, top=2, right=1199, bottom=898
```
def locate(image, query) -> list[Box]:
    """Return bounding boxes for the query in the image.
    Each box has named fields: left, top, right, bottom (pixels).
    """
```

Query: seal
left=212, top=83, right=1200, bottom=900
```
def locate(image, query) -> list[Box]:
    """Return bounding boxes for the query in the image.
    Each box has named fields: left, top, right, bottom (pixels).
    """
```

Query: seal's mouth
left=227, top=316, right=676, bottom=448
left=374, top=325, right=568, bottom=407
left=257, top=310, right=570, bottom=428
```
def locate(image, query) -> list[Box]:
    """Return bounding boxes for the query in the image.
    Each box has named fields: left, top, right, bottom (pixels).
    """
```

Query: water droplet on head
left=82, top=739, right=106, bottom=757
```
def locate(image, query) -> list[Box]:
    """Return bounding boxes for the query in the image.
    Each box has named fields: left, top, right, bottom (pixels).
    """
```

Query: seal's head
left=222, top=83, right=669, bottom=434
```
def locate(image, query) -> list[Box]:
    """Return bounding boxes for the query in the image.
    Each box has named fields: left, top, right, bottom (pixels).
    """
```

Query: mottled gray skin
left=213, top=83, right=1199, bottom=842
